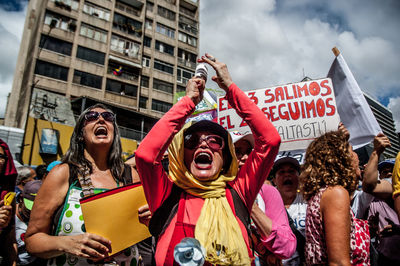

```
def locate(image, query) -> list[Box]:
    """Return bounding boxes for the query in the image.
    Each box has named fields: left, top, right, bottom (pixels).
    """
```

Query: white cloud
left=0, top=2, right=27, bottom=117
left=200, top=0, right=400, bottom=132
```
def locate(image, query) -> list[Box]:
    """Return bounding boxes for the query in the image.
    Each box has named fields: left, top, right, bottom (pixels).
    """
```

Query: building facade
left=364, top=93, right=400, bottom=159
left=5, top=0, right=200, bottom=140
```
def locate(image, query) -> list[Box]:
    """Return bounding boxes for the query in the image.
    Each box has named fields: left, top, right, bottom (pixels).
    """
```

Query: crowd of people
left=1, top=54, right=400, bottom=265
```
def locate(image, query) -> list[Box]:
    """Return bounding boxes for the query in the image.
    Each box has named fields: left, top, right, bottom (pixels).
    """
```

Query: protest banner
left=218, top=78, right=341, bottom=151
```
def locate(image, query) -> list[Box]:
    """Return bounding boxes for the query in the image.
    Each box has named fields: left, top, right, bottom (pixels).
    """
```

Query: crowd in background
left=1, top=54, right=400, bottom=265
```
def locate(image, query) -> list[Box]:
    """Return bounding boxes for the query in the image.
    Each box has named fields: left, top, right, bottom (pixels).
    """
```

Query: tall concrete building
left=364, top=93, right=400, bottom=158
left=5, top=0, right=200, bottom=140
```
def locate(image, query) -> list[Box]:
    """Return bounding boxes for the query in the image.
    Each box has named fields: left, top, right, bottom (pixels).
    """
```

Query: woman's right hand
left=60, top=233, right=111, bottom=260
left=0, top=200, right=12, bottom=229
left=186, top=77, right=205, bottom=105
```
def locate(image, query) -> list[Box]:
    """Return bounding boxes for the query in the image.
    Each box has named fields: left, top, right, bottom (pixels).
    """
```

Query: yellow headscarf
left=168, top=121, right=251, bottom=265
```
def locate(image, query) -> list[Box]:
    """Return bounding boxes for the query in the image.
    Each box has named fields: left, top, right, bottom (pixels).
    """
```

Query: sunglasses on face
left=184, top=134, right=225, bottom=150
left=84, top=111, right=115, bottom=123
left=235, top=147, right=253, bottom=158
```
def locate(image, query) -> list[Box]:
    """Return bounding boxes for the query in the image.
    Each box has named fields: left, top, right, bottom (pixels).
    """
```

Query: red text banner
left=218, top=78, right=341, bottom=151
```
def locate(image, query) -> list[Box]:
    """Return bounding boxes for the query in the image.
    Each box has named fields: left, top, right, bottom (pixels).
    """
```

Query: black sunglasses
left=84, top=111, right=115, bottom=123
left=0, top=153, right=7, bottom=160
left=184, top=134, right=225, bottom=150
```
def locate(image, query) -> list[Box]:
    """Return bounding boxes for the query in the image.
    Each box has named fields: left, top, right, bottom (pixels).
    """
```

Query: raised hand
left=373, top=132, right=391, bottom=155
left=197, top=53, right=233, bottom=92
left=186, top=77, right=205, bottom=105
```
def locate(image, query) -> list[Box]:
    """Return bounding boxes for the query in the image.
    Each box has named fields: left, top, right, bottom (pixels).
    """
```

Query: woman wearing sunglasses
left=25, top=104, right=151, bottom=265
left=135, top=54, right=281, bottom=265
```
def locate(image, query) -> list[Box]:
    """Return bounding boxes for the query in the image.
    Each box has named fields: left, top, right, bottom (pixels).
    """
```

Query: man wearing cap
left=271, top=156, right=307, bottom=266
left=15, top=180, right=43, bottom=265
left=231, top=131, right=296, bottom=265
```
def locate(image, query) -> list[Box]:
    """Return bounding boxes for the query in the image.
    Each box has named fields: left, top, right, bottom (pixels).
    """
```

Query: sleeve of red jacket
left=259, top=185, right=297, bottom=259
left=135, top=96, right=196, bottom=213
left=227, top=83, right=281, bottom=210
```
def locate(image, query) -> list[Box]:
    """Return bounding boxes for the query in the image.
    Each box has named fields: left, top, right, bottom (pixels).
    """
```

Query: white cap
left=229, top=131, right=254, bottom=148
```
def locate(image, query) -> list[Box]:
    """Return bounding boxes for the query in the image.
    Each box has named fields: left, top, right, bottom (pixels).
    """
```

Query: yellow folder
left=80, top=183, right=151, bottom=256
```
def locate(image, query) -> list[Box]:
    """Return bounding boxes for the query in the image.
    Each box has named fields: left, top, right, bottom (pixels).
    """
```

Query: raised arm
left=135, top=78, right=204, bottom=213
left=199, top=54, right=281, bottom=208
left=363, top=133, right=392, bottom=199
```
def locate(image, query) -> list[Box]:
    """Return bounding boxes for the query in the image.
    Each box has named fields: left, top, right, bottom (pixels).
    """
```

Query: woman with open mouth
left=135, top=54, right=281, bottom=265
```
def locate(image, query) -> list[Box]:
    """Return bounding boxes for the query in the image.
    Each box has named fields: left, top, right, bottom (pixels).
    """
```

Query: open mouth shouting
left=194, top=150, right=213, bottom=169
left=94, top=126, right=108, bottom=138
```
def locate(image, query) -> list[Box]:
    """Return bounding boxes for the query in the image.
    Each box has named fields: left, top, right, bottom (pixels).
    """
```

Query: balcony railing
left=177, top=58, right=196, bottom=69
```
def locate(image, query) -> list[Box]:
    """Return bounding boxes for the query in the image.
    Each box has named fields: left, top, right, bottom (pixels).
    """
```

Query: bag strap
left=148, top=184, right=183, bottom=237
left=286, top=209, right=305, bottom=263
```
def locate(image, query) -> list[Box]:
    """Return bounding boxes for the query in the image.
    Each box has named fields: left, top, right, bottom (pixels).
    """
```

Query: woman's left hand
left=138, top=204, right=152, bottom=227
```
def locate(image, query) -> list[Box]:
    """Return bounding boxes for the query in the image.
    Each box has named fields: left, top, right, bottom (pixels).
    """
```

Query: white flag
left=327, top=53, right=381, bottom=149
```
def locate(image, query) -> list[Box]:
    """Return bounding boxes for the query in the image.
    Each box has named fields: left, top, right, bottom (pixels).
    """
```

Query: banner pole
left=332, top=47, right=340, bottom=57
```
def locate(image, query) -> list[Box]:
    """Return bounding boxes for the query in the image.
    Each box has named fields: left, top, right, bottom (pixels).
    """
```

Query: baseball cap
left=184, top=120, right=228, bottom=143
left=271, top=156, right=300, bottom=176
left=229, top=131, right=254, bottom=148
left=22, top=180, right=42, bottom=210
left=378, top=159, right=395, bottom=172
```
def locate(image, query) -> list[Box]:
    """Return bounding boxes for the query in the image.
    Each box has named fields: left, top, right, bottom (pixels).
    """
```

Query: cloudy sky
left=1, top=0, right=399, bottom=132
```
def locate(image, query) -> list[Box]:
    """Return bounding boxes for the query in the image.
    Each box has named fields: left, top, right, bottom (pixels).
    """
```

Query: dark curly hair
left=300, top=130, right=358, bottom=201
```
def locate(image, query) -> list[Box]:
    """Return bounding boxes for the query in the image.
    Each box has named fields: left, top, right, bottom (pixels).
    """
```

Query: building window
left=115, top=1, right=141, bottom=17
left=113, top=13, right=142, bottom=38
left=44, top=11, right=77, bottom=32
left=154, top=59, right=173, bottom=74
left=177, top=68, right=194, bottom=84
left=83, top=2, right=111, bottom=21
left=139, top=96, right=148, bottom=109
left=110, top=35, right=140, bottom=59
left=39, top=35, right=72, bottom=56
left=142, top=56, right=151, bottom=67
left=179, top=15, right=198, bottom=35
left=107, top=61, right=139, bottom=82
left=177, top=48, right=196, bottom=69
left=73, top=70, right=102, bottom=89
left=152, top=99, right=172, bottom=113
left=157, top=6, right=176, bottom=21
left=153, top=78, right=173, bottom=94
left=146, top=1, right=154, bottom=12
left=50, top=0, right=79, bottom=11
left=76, top=46, right=105, bottom=65
left=144, top=36, right=152, bottom=48
left=106, top=79, right=137, bottom=97
left=179, top=5, right=196, bottom=17
left=155, top=40, right=174, bottom=56
left=145, top=19, right=153, bottom=30
left=177, top=85, right=186, bottom=92
left=178, top=31, right=197, bottom=47
left=35, top=60, right=69, bottom=81
left=80, top=23, right=107, bottom=43
left=156, top=23, right=175, bottom=39
left=141, top=76, right=149, bottom=88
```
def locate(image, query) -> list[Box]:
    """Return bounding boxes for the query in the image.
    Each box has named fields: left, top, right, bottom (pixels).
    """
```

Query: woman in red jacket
left=135, top=54, right=281, bottom=265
